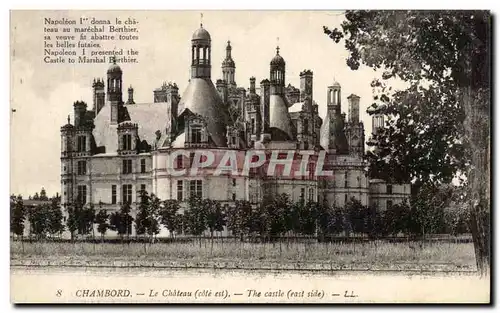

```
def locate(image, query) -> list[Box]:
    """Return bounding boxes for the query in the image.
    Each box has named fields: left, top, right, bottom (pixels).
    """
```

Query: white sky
left=10, top=10, right=385, bottom=197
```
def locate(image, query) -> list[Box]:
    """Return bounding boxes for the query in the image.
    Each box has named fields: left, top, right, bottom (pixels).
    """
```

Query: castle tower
left=92, top=78, right=105, bottom=115
left=222, top=40, right=236, bottom=88
left=270, top=46, right=285, bottom=96
left=73, top=100, right=87, bottom=128
left=166, top=83, right=179, bottom=134
left=127, top=85, right=135, bottom=104
left=297, top=69, right=315, bottom=149
left=176, top=24, right=230, bottom=147
left=191, top=23, right=211, bottom=79
left=246, top=77, right=261, bottom=146
left=73, top=100, right=94, bottom=156
left=299, top=69, right=313, bottom=108
left=60, top=116, right=74, bottom=206
left=346, top=94, right=365, bottom=156
left=319, top=80, right=349, bottom=154
left=268, top=46, right=295, bottom=141
left=216, top=79, right=228, bottom=104
left=260, top=79, right=271, bottom=141
left=107, top=56, right=123, bottom=124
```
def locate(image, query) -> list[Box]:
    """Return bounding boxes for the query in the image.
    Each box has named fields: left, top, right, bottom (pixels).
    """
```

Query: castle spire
left=222, top=39, right=236, bottom=87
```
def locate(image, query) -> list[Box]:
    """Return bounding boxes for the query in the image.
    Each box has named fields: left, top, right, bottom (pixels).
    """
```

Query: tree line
left=10, top=188, right=470, bottom=244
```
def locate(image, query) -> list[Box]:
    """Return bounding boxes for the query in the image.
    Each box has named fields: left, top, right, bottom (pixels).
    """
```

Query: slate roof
left=269, top=94, right=296, bottom=141
left=177, top=78, right=230, bottom=147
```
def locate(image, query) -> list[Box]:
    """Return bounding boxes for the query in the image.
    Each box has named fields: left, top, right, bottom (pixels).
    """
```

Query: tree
left=10, top=195, right=25, bottom=240
left=109, top=202, right=134, bottom=243
left=226, top=200, right=253, bottom=241
left=160, top=199, right=181, bottom=238
left=76, top=204, right=95, bottom=238
left=204, top=199, right=225, bottom=253
left=95, top=209, right=109, bottom=242
left=40, top=187, right=49, bottom=201
left=324, top=11, right=490, bottom=274
left=409, top=184, right=451, bottom=238
left=65, top=204, right=78, bottom=241
left=365, top=205, right=385, bottom=239
left=184, top=197, right=207, bottom=246
left=47, top=199, right=64, bottom=238
left=28, top=205, right=49, bottom=240
left=261, top=194, right=291, bottom=242
left=444, top=203, right=470, bottom=236
left=292, top=201, right=318, bottom=238
left=384, top=201, right=412, bottom=237
left=345, top=198, right=367, bottom=236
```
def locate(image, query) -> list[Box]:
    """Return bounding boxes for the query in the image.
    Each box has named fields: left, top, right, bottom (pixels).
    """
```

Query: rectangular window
left=300, top=188, right=305, bottom=201
left=190, top=180, right=202, bottom=199
left=177, top=180, right=183, bottom=201
left=304, top=119, right=309, bottom=134
left=232, top=178, right=236, bottom=187
left=308, top=163, right=314, bottom=179
left=176, top=155, right=183, bottom=169
left=344, top=172, right=348, bottom=188
left=77, top=136, right=86, bottom=152
left=189, top=152, right=195, bottom=166
left=111, top=185, right=117, bottom=204
left=140, top=159, right=146, bottom=173
left=123, top=134, right=132, bottom=150
left=387, top=184, right=393, bottom=194
left=77, top=185, right=87, bottom=204
left=191, top=127, right=202, bottom=143
left=345, top=194, right=348, bottom=204
left=387, top=200, right=393, bottom=209
left=232, top=193, right=236, bottom=201
left=308, top=188, right=314, bottom=202
left=122, top=159, right=132, bottom=174
left=77, top=160, right=86, bottom=175
left=141, top=184, right=146, bottom=192
left=251, top=118, right=255, bottom=134
left=122, top=184, right=133, bottom=204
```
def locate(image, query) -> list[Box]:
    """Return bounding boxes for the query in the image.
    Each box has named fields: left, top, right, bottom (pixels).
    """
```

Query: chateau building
left=60, top=24, right=410, bottom=236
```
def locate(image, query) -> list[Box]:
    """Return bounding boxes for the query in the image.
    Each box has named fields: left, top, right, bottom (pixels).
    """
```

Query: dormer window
left=191, top=125, right=202, bottom=143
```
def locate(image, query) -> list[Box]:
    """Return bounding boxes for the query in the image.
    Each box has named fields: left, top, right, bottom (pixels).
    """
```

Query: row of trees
left=11, top=189, right=470, bottom=244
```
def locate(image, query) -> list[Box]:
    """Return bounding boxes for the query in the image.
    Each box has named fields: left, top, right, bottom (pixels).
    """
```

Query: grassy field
left=10, top=239, right=476, bottom=272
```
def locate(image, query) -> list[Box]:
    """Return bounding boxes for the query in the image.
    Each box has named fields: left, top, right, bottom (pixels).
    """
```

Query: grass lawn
left=10, top=239, right=476, bottom=272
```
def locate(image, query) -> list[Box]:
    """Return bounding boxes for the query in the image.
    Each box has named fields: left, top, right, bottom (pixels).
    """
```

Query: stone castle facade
left=60, top=24, right=410, bottom=236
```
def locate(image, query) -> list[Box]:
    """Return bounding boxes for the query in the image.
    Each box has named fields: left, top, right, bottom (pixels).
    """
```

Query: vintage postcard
left=9, top=10, right=491, bottom=303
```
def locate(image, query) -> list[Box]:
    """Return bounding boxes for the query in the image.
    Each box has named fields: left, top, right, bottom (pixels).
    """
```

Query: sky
left=10, top=10, right=384, bottom=197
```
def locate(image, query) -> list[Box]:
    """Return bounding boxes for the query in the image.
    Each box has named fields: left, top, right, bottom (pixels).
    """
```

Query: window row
left=74, top=159, right=147, bottom=175
left=77, top=184, right=147, bottom=205
left=122, top=159, right=147, bottom=174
